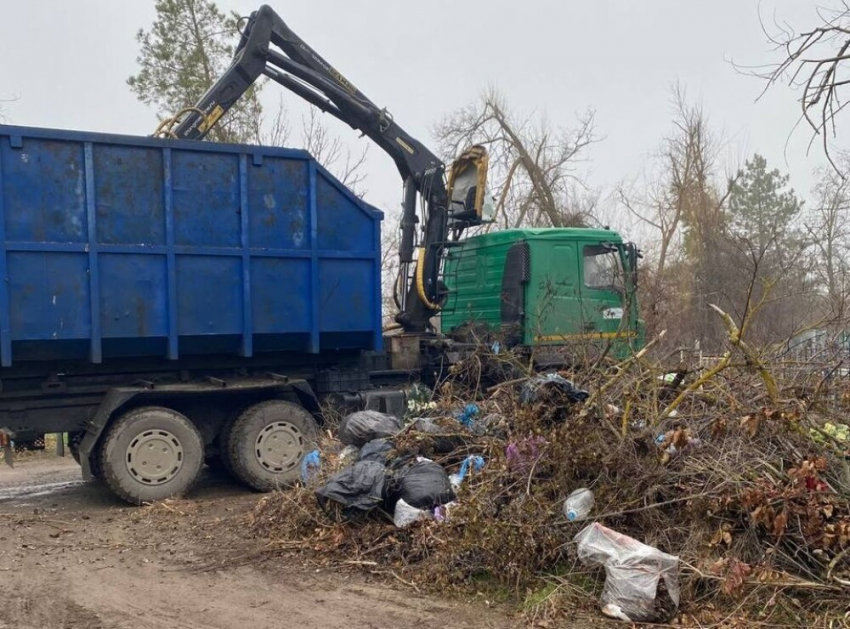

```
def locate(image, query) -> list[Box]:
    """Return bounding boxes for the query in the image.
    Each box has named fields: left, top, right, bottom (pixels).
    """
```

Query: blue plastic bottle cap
left=567, top=510, right=578, bottom=521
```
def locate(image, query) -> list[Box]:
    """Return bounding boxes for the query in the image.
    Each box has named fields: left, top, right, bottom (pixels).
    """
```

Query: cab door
left=527, top=240, right=583, bottom=343
left=578, top=242, right=628, bottom=340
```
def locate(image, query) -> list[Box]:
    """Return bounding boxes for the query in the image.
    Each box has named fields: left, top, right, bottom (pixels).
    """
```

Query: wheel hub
left=126, top=429, right=184, bottom=484
left=255, top=422, right=304, bottom=472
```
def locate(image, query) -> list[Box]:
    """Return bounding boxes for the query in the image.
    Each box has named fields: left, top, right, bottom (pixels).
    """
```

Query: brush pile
left=249, top=340, right=850, bottom=626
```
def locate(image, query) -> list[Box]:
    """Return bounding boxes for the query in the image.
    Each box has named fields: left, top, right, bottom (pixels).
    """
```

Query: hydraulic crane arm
left=170, top=5, right=488, bottom=332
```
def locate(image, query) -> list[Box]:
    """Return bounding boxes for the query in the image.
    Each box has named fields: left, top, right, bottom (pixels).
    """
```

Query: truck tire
left=99, top=406, right=204, bottom=505
left=207, top=410, right=240, bottom=475
left=226, top=400, right=318, bottom=492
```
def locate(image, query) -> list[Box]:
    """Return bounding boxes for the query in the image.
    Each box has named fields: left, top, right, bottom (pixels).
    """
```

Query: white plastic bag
left=393, top=498, right=431, bottom=528
left=574, top=523, right=680, bottom=623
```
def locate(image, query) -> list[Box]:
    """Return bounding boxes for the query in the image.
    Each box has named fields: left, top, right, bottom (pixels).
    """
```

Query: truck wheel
left=208, top=410, right=239, bottom=474
left=226, top=400, right=317, bottom=491
left=99, top=406, right=204, bottom=505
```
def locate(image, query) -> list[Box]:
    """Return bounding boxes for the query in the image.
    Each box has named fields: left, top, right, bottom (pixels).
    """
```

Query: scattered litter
left=655, top=427, right=702, bottom=464
left=506, top=436, right=546, bottom=471
left=575, top=523, right=680, bottom=623
left=433, top=500, right=458, bottom=522
left=563, top=488, right=594, bottom=522
left=247, top=339, right=850, bottom=627
left=449, top=455, right=486, bottom=489
left=409, top=417, right=443, bottom=434
left=601, top=604, right=633, bottom=622
left=470, top=413, right=508, bottom=438
left=393, top=498, right=432, bottom=528
left=299, top=449, right=321, bottom=483
left=454, top=403, right=480, bottom=428
left=338, top=445, right=359, bottom=466
left=520, top=373, right=589, bottom=405
left=338, top=410, right=402, bottom=447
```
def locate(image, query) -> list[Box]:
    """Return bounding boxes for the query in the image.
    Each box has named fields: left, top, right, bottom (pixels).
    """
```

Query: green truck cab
left=441, top=228, right=643, bottom=359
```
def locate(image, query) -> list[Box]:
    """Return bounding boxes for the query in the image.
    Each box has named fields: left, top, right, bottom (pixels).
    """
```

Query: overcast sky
left=0, top=0, right=833, bottom=226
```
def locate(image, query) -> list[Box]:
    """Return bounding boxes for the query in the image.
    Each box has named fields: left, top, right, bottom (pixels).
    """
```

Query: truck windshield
left=583, top=244, right=624, bottom=293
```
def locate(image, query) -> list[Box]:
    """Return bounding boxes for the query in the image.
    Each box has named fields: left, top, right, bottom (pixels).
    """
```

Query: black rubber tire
left=210, top=409, right=240, bottom=475
left=99, top=406, right=204, bottom=505
left=226, top=400, right=318, bottom=492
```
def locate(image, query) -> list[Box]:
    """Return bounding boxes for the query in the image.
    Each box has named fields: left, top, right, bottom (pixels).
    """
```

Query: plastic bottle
left=563, top=488, right=594, bottom=522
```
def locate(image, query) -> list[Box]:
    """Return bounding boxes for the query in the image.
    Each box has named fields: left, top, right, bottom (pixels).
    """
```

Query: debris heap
left=250, top=343, right=850, bottom=626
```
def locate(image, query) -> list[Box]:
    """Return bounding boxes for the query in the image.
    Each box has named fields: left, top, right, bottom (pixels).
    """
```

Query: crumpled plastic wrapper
left=574, top=523, right=680, bottom=623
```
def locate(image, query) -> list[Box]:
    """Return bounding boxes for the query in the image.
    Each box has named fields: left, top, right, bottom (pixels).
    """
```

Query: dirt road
left=1, top=457, right=517, bottom=629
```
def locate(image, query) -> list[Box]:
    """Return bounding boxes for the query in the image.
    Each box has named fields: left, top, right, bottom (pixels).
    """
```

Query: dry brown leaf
left=740, top=414, right=759, bottom=438
left=772, top=510, right=788, bottom=541
left=722, top=559, right=753, bottom=596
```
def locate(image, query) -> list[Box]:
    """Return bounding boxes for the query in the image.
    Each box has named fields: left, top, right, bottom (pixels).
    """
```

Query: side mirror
left=626, top=242, right=641, bottom=288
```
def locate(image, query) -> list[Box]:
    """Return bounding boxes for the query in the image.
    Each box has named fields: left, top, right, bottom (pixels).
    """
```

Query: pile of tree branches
left=247, top=315, right=850, bottom=626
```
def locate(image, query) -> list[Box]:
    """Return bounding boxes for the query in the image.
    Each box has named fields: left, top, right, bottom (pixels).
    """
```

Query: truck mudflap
left=77, top=389, right=140, bottom=480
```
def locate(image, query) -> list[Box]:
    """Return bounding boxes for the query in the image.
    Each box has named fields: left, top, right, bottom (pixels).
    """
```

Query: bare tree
left=435, top=88, right=597, bottom=229
left=807, top=161, right=850, bottom=318
left=258, top=97, right=291, bottom=147
left=619, top=87, right=730, bottom=281
left=299, top=109, right=368, bottom=196
left=756, top=3, right=850, bottom=168
left=617, top=87, right=738, bottom=348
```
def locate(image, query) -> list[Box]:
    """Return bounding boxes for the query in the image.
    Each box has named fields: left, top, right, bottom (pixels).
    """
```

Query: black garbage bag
left=315, top=460, right=387, bottom=516
left=520, top=373, right=590, bottom=405
left=339, top=411, right=402, bottom=447
left=358, top=438, right=394, bottom=463
left=391, top=460, right=455, bottom=510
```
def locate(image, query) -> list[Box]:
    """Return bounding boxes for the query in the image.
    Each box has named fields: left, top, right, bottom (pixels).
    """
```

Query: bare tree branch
left=435, top=87, right=598, bottom=229
left=299, top=109, right=369, bottom=196
left=746, top=3, right=850, bottom=171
